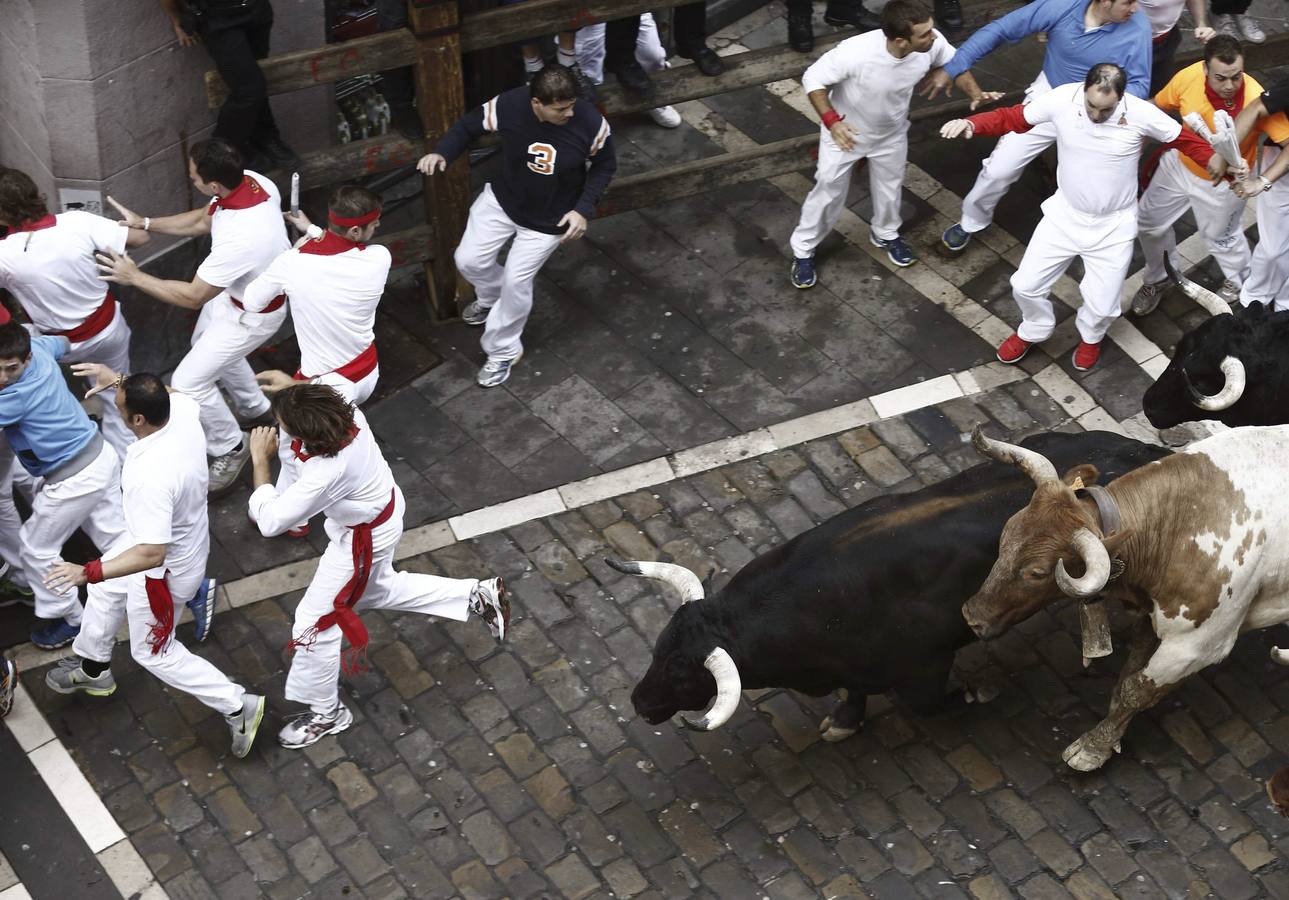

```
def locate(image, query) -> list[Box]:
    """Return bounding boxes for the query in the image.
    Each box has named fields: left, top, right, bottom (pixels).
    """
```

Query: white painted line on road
left=28, top=740, right=125, bottom=853
left=870, top=374, right=964, bottom=420
left=449, top=489, right=567, bottom=541
left=767, top=398, right=878, bottom=448
left=670, top=430, right=777, bottom=478
left=0, top=884, right=33, bottom=900
left=558, top=459, right=674, bottom=509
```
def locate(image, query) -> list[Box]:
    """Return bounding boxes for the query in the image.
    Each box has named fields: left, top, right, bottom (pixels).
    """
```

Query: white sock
left=523, top=55, right=544, bottom=73
left=557, top=47, right=577, bottom=68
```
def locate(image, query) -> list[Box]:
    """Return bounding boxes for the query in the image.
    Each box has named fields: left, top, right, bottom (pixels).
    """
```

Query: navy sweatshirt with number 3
left=434, top=87, right=617, bottom=236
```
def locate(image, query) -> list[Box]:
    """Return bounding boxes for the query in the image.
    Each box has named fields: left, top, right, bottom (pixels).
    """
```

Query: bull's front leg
left=1063, top=617, right=1168, bottom=771
left=819, top=689, right=867, bottom=742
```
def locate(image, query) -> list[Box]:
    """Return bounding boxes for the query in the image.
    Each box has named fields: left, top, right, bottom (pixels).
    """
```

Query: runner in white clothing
left=97, top=139, right=290, bottom=494
left=0, top=168, right=149, bottom=457
left=244, top=184, right=390, bottom=538
left=44, top=371, right=265, bottom=758
left=246, top=383, right=512, bottom=749
left=942, top=64, right=1190, bottom=371
left=789, top=0, right=999, bottom=285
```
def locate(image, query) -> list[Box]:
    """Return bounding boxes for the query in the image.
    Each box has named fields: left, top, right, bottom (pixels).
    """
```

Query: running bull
left=610, top=431, right=1168, bottom=740
left=964, top=425, right=1289, bottom=772
left=1143, top=260, right=1289, bottom=429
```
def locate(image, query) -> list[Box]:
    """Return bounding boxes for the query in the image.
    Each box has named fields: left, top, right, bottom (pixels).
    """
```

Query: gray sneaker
left=1131, top=279, right=1169, bottom=316
left=279, top=703, right=354, bottom=749
left=226, top=693, right=266, bottom=758
left=45, top=656, right=117, bottom=697
left=468, top=577, right=511, bottom=642
left=1218, top=279, right=1241, bottom=305
left=461, top=300, right=492, bottom=326
left=208, top=437, right=251, bottom=494
left=477, top=353, right=521, bottom=388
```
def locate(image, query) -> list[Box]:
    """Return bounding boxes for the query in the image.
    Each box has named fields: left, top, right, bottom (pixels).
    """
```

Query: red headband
left=329, top=207, right=381, bottom=228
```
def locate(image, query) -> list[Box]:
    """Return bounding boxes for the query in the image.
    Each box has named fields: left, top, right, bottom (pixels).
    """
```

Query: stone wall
left=0, top=0, right=329, bottom=264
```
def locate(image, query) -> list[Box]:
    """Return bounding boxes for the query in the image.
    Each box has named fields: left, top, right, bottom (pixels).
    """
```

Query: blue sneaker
left=477, top=353, right=521, bottom=388
left=871, top=234, right=916, bottom=267
left=31, top=618, right=80, bottom=650
left=942, top=222, right=971, bottom=252
left=187, top=578, right=216, bottom=643
left=790, top=257, right=817, bottom=289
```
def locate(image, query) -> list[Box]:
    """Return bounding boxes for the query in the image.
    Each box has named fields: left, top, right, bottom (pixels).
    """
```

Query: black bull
left=615, top=431, right=1169, bottom=739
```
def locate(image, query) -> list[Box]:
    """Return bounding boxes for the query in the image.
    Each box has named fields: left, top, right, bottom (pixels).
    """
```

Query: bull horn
left=1054, top=528, right=1112, bottom=598
left=1187, top=356, right=1246, bottom=411
left=971, top=425, right=1059, bottom=486
left=1271, top=646, right=1289, bottom=665
left=680, top=647, right=742, bottom=731
left=604, top=557, right=705, bottom=603
left=1163, top=255, right=1233, bottom=317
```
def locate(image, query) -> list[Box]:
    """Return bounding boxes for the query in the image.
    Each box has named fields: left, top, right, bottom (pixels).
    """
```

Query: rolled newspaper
left=1183, top=111, right=1244, bottom=171
left=290, top=172, right=300, bottom=217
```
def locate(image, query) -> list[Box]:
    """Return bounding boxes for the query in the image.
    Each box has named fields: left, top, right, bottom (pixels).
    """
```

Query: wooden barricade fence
left=206, top=3, right=1289, bottom=320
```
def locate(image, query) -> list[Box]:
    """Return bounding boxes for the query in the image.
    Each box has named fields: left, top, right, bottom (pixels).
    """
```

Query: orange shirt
left=1154, top=61, right=1289, bottom=180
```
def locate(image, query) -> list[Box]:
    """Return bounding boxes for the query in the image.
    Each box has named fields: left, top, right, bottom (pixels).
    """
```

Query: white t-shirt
left=196, top=170, right=290, bottom=303
left=0, top=211, right=128, bottom=333
left=121, top=393, right=209, bottom=574
left=1024, top=82, right=1181, bottom=216
left=1138, top=0, right=1185, bottom=37
left=242, top=232, right=391, bottom=378
left=248, top=406, right=395, bottom=535
left=801, top=30, right=956, bottom=137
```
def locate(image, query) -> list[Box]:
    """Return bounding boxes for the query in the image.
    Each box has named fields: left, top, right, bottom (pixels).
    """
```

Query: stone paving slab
left=22, top=382, right=1289, bottom=899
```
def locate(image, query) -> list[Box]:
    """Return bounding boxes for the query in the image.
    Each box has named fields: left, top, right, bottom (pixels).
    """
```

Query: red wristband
left=821, top=110, right=844, bottom=129
left=84, top=559, right=104, bottom=584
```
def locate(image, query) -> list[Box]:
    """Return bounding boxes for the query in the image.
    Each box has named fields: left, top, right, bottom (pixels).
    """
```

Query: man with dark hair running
left=45, top=366, right=262, bottom=757
left=98, top=138, right=290, bottom=492
left=247, top=383, right=510, bottom=749
left=417, top=65, right=617, bottom=387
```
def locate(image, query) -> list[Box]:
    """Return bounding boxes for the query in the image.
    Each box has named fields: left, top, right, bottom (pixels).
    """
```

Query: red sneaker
left=1072, top=341, right=1101, bottom=371
left=287, top=524, right=310, bottom=538
left=996, top=334, right=1032, bottom=364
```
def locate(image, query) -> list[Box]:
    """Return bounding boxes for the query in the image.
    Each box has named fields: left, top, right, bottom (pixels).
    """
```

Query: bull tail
left=1271, top=646, right=1289, bottom=666
left=604, top=557, right=706, bottom=603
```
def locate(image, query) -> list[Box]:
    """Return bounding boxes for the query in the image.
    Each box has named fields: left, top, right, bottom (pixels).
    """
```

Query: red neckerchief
left=290, top=424, right=360, bottom=461
left=207, top=175, right=269, bottom=216
left=14, top=214, right=56, bottom=232
left=298, top=230, right=366, bottom=256
left=1204, top=80, right=1246, bottom=115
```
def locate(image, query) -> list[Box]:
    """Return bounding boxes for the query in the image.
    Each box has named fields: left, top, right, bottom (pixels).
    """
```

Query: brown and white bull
left=962, top=424, right=1289, bottom=771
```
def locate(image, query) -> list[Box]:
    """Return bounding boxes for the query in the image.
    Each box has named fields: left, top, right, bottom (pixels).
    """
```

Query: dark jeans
left=605, top=2, right=709, bottom=69
left=1149, top=26, right=1183, bottom=98
left=199, top=0, right=280, bottom=155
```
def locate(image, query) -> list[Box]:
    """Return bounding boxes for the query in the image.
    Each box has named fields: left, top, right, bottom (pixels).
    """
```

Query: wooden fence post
left=409, top=0, right=469, bottom=320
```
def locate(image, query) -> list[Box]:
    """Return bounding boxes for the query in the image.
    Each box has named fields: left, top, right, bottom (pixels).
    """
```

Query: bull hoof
left=1061, top=734, right=1114, bottom=771
left=818, top=715, right=860, bottom=742
left=964, top=685, right=1000, bottom=704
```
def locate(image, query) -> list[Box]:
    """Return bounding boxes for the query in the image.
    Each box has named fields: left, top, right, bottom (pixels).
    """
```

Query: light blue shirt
left=943, top=0, right=1153, bottom=99
left=0, top=335, right=98, bottom=477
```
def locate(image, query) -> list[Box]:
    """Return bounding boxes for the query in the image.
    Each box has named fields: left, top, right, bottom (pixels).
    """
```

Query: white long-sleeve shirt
left=801, top=29, right=956, bottom=138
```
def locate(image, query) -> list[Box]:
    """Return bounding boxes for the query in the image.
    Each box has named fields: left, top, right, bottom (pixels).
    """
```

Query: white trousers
left=0, top=437, right=25, bottom=587
left=961, top=122, right=1058, bottom=234
left=286, top=488, right=475, bottom=714
left=790, top=128, right=909, bottom=257
left=22, top=442, right=126, bottom=624
left=576, top=12, right=667, bottom=83
left=172, top=298, right=282, bottom=456
left=60, top=312, right=135, bottom=459
left=455, top=185, right=563, bottom=362
left=1138, top=150, right=1250, bottom=287
left=1241, top=160, right=1289, bottom=310
left=1012, top=196, right=1136, bottom=344
left=74, top=546, right=244, bottom=716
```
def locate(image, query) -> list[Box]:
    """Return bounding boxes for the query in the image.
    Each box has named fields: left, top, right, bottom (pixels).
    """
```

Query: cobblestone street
left=21, top=382, right=1289, bottom=899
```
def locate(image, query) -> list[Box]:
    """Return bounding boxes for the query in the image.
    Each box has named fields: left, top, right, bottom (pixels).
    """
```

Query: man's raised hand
left=917, top=69, right=954, bottom=101
left=96, top=248, right=140, bottom=285
left=248, top=425, right=279, bottom=462
left=70, top=363, right=120, bottom=399
left=970, top=91, right=1006, bottom=110
left=940, top=119, right=975, bottom=140
left=106, top=196, right=144, bottom=230
left=256, top=369, right=297, bottom=395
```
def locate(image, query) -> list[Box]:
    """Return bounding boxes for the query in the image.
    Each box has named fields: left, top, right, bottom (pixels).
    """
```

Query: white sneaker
left=1236, top=14, right=1265, bottom=42
left=208, top=437, right=250, bottom=494
left=279, top=703, right=354, bottom=749
left=226, top=693, right=266, bottom=759
left=1218, top=279, right=1240, bottom=304
left=477, top=353, right=521, bottom=388
left=461, top=300, right=492, bottom=326
left=648, top=105, right=682, bottom=128
left=468, top=577, right=511, bottom=642
left=1214, top=13, right=1238, bottom=35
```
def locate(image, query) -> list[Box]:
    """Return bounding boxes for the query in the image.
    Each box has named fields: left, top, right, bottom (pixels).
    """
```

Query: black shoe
left=567, top=62, right=599, bottom=104
left=680, top=46, right=726, bottom=76
left=824, top=2, right=881, bottom=30
left=611, top=59, right=656, bottom=99
left=257, top=136, right=302, bottom=171
left=788, top=9, right=815, bottom=52
left=935, top=0, right=963, bottom=30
